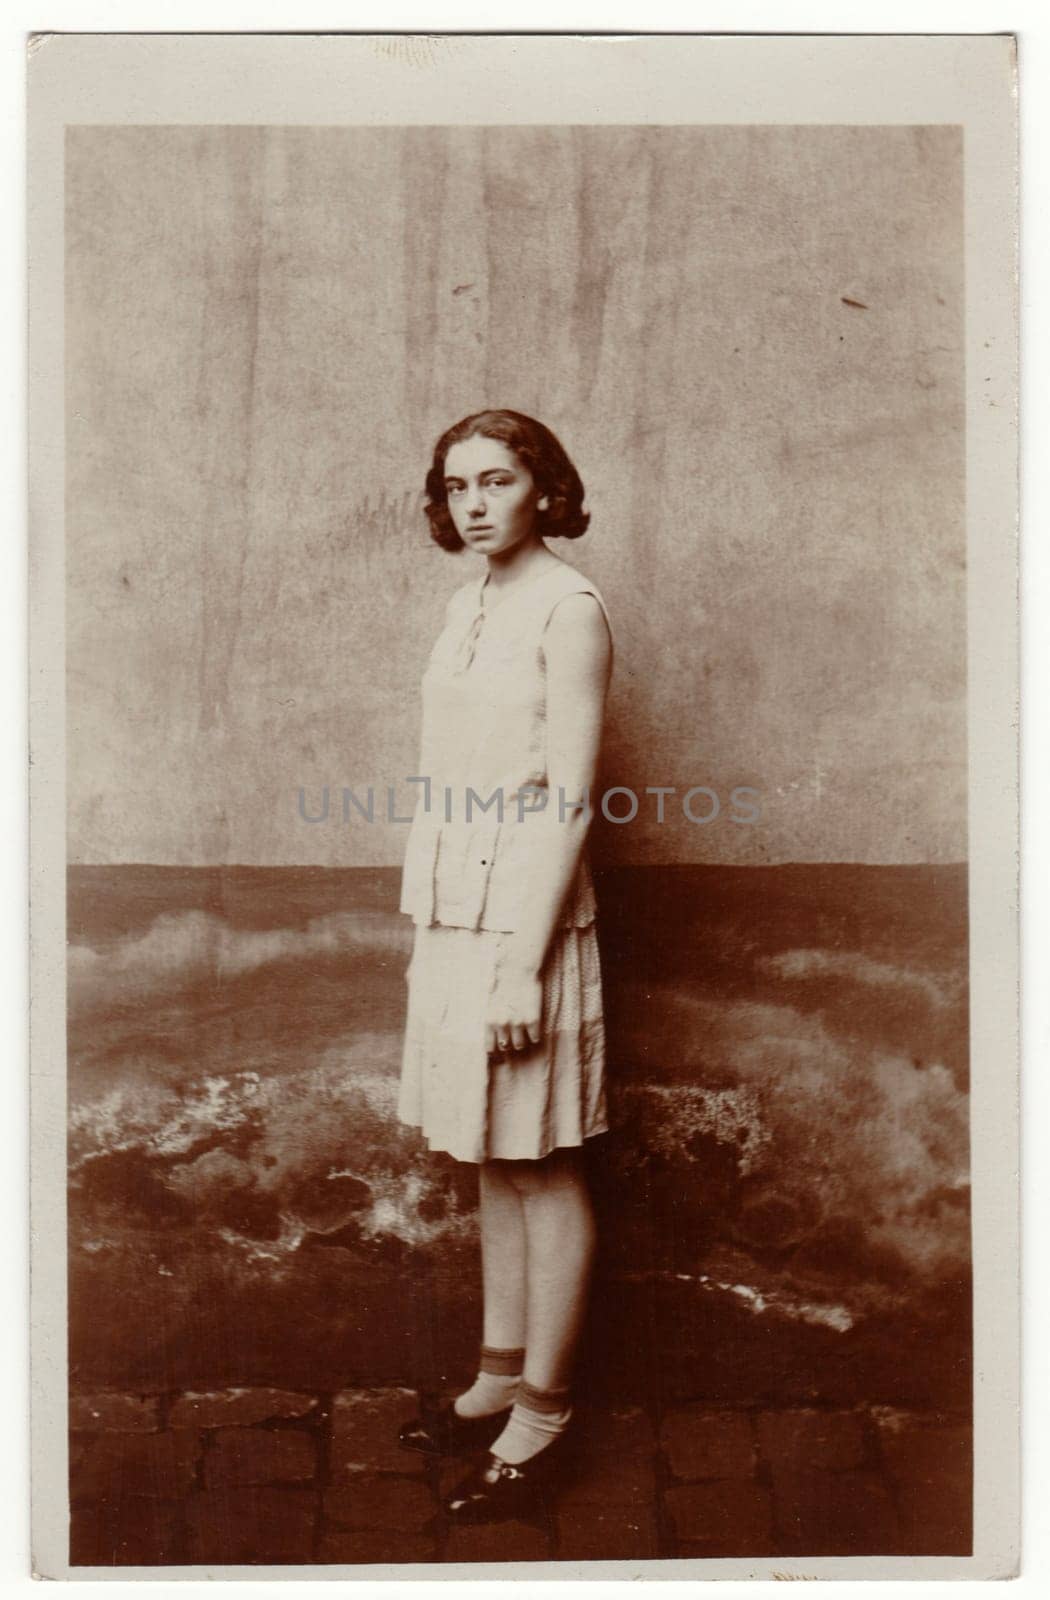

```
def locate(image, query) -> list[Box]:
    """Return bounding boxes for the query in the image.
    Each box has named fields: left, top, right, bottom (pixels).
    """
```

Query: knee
left=480, top=1158, right=520, bottom=1194
left=499, top=1159, right=541, bottom=1198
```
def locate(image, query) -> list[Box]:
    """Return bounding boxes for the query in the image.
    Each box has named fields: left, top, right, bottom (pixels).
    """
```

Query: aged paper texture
left=28, top=32, right=1018, bottom=1581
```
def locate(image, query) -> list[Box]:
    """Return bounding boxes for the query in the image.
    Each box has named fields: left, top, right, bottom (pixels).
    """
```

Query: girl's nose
left=467, top=484, right=487, bottom=515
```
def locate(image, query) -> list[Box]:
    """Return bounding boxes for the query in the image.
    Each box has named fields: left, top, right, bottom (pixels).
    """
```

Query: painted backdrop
left=66, top=125, right=964, bottom=868
left=65, top=126, right=970, bottom=1561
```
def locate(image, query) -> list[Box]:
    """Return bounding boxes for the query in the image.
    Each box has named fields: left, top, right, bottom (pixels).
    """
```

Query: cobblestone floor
left=68, top=1386, right=973, bottom=1567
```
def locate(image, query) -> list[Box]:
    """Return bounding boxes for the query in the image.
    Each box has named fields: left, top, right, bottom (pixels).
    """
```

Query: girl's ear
left=537, top=495, right=550, bottom=511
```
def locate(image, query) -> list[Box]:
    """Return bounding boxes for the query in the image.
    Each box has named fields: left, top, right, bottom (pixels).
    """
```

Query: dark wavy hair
left=424, top=410, right=590, bottom=552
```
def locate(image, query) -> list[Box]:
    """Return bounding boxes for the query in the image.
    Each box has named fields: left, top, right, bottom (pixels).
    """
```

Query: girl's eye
left=445, top=476, right=511, bottom=496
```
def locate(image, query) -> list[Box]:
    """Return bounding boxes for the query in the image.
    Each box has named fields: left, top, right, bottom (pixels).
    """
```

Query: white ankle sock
left=452, top=1345, right=524, bottom=1419
left=489, top=1382, right=573, bottom=1465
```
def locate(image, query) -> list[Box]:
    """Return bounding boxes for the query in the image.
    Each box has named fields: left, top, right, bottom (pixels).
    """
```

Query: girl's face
left=442, top=436, right=546, bottom=559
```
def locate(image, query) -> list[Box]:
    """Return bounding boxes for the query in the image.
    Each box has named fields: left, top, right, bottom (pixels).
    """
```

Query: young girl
left=395, top=410, right=614, bottom=1524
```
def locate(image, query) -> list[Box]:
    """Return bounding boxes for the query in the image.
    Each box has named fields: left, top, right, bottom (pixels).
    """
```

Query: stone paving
left=67, top=1386, right=973, bottom=1567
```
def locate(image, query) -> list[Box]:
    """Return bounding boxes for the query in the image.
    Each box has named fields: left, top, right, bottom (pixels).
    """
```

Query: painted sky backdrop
left=66, top=125, right=964, bottom=866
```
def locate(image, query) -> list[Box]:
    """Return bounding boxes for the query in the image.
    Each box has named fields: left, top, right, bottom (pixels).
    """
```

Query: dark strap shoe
left=398, top=1400, right=512, bottom=1457
left=443, top=1434, right=574, bottom=1524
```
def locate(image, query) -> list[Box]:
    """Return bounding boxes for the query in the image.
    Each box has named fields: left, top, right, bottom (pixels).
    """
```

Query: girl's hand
left=485, top=959, right=543, bottom=1057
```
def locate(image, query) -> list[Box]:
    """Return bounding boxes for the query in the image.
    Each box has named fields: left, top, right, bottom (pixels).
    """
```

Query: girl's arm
left=485, top=592, right=612, bottom=1054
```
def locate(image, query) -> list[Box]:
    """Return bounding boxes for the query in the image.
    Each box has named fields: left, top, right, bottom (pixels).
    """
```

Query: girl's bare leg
left=507, top=1146, right=597, bottom=1391
left=478, top=1160, right=527, bottom=1349
left=449, top=1161, right=529, bottom=1419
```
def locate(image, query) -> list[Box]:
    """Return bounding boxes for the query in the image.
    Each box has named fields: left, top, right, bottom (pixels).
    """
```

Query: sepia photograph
left=28, top=32, right=1019, bottom=1580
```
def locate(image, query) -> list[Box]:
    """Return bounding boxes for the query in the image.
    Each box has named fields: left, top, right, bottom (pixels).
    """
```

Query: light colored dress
left=397, top=556, right=613, bottom=1163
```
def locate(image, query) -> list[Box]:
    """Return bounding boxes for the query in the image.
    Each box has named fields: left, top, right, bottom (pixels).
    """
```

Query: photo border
left=28, top=31, right=1019, bottom=1581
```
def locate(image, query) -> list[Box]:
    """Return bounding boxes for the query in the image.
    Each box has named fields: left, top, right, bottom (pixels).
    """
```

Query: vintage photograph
left=29, top=33, right=1019, bottom=1580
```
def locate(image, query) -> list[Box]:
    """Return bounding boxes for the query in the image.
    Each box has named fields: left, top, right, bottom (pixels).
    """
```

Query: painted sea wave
left=66, top=864, right=970, bottom=1402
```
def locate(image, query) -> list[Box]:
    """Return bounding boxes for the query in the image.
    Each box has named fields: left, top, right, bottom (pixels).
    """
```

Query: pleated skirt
left=397, top=922, right=608, bottom=1164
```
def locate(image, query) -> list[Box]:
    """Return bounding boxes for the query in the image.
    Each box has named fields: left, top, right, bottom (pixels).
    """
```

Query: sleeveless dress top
left=398, top=557, right=614, bottom=932
left=397, top=556, right=613, bottom=1162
